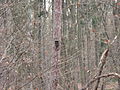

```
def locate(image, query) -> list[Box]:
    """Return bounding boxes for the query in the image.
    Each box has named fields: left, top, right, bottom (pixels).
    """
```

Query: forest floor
left=105, top=82, right=118, bottom=90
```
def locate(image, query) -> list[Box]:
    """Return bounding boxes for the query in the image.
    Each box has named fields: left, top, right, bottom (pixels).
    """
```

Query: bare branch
left=81, top=73, right=120, bottom=90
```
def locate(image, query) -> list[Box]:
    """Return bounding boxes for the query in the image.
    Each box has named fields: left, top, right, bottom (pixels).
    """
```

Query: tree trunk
left=51, top=0, right=62, bottom=90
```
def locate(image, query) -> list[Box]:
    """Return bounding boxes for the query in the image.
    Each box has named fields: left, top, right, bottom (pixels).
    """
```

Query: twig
left=94, top=48, right=109, bottom=90
left=17, top=75, right=38, bottom=90
left=81, top=73, right=120, bottom=90
left=0, top=36, right=14, bottom=62
left=94, top=34, right=119, bottom=90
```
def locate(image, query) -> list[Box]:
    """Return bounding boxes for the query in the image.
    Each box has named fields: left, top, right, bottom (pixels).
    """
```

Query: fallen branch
left=94, top=48, right=109, bottom=90
left=94, top=34, right=119, bottom=90
left=81, top=73, right=120, bottom=90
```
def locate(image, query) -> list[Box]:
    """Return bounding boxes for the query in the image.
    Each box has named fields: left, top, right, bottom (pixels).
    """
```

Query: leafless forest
left=0, top=0, right=120, bottom=90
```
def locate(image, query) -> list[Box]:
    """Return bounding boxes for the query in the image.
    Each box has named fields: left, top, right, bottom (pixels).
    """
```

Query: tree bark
left=51, top=0, right=62, bottom=90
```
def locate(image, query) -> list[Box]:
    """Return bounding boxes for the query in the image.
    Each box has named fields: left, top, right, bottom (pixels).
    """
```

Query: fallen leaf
left=104, top=40, right=110, bottom=44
